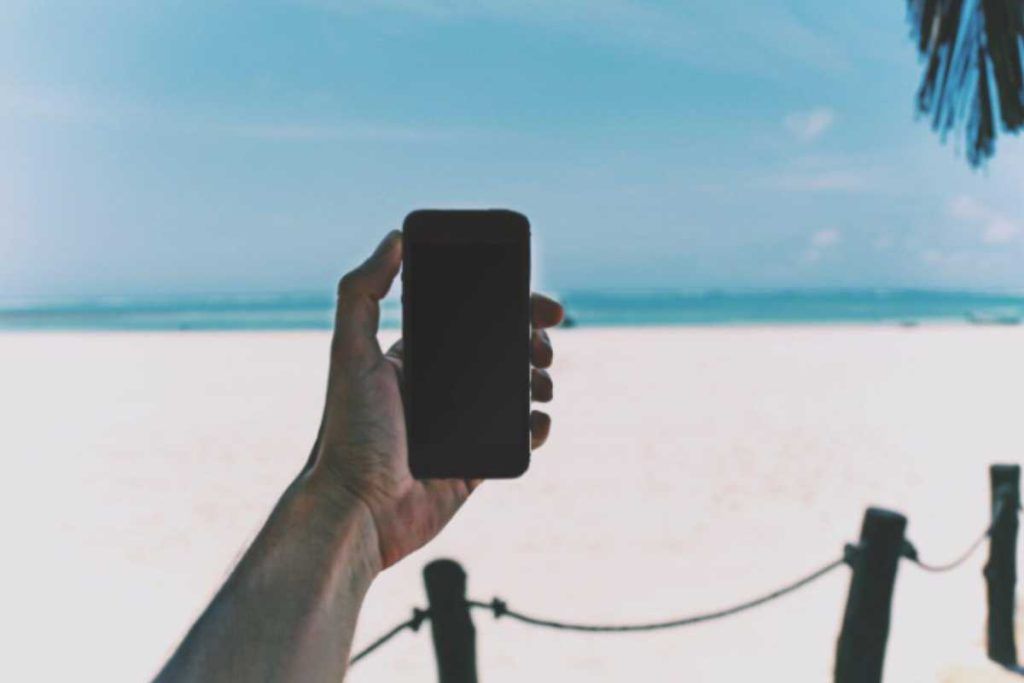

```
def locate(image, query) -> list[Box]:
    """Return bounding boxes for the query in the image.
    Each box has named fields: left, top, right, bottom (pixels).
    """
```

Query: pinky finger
left=530, top=410, right=552, bottom=450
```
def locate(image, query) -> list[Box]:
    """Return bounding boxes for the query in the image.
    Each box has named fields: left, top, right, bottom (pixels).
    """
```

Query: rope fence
left=466, top=554, right=847, bottom=632
left=347, top=463, right=1023, bottom=682
left=901, top=495, right=1009, bottom=573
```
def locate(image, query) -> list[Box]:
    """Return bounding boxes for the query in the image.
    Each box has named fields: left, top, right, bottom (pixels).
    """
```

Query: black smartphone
left=402, top=209, right=531, bottom=479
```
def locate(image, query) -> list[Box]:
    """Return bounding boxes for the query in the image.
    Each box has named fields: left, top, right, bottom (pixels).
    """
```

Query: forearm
left=156, top=469, right=381, bottom=683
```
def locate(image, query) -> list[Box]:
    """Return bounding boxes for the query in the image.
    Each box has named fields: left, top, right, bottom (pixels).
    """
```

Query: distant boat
left=966, top=310, right=1021, bottom=325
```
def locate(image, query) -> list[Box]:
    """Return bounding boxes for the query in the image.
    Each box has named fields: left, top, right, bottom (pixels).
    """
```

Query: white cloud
left=0, top=84, right=478, bottom=143
left=802, top=227, right=841, bottom=262
left=811, top=227, right=841, bottom=248
left=983, top=219, right=1021, bottom=244
left=872, top=234, right=894, bottom=251
left=0, top=84, right=113, bottom=122
left=949, top=195, right=1021, bottom=245
left=305, top=1, right=850, bottom=77
left=784, top=107, right=835, bottom=142
left=222, top=122, right=472, bottom=142
left=919, top=249, right=971, bottom=267
left=767, top=169, right=867, bottom=192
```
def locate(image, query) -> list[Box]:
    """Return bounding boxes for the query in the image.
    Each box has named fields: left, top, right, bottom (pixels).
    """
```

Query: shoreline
left=2, top=288, right=1022, bottom=334
left=1, top=319, right=1022, bottom=334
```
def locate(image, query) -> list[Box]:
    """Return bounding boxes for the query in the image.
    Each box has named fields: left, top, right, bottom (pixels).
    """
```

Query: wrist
left=292, top=466, right=383, bottom=578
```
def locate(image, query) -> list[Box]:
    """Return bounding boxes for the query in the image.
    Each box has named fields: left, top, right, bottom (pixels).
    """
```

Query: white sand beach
left=4, top=325, right=1024, bottom=682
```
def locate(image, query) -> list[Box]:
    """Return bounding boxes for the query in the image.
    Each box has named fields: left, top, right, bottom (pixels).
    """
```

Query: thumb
left=333, top=230, right=402, bottom=360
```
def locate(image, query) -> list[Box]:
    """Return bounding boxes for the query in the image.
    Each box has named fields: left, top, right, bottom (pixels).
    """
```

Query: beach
left=4, top=325, right=1024, bottom=681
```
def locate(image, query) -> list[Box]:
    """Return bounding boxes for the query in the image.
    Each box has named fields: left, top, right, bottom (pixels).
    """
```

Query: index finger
left=531, top=292, right=564, bottom=329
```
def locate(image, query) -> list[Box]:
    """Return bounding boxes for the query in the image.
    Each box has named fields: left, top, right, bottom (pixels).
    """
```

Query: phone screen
left=403, top=210, right=530, bottom=478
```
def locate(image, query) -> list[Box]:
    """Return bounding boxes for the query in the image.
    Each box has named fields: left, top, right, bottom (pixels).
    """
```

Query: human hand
left=306, top=231, right=563, bottom=570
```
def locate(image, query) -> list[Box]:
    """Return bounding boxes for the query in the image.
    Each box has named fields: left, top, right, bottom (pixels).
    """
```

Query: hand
left=306, top=230, right=564, bottom=570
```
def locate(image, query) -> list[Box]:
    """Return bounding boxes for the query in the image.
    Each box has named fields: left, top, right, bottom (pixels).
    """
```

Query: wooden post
left=835, top=507, right=907, bottom=683
left=985, top=464, right=1020, bottom=667
left=423, top=559, right=477, bottom=683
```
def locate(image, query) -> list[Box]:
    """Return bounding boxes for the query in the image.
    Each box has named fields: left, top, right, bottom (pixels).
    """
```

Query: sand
left=3, top=325, right=1024, bottom=681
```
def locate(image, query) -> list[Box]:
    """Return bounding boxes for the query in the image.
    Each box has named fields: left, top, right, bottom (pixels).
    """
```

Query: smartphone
left=402, top=209, right=531, bottom=479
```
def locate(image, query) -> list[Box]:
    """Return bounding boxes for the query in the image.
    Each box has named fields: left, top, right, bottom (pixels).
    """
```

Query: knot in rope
left=486, top=598, right=508, bottom=618
left=843, top=542, right=862, bottom=567
left=410, top=607, right=430, bottom=631
left=901, top=540, right=919, bottom=562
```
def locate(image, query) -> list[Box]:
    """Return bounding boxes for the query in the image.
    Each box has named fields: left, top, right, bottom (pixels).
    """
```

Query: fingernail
left=372, top=230, right=401, bottom=257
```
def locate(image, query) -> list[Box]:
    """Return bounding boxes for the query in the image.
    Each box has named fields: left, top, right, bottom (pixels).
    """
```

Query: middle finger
left=531, top=328, right=553, bottom=368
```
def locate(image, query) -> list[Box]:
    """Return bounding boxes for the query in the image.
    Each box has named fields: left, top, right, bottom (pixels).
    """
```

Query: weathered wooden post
left=835, top=507, right=907, bottom=683
left=423, top=559, right=477, bottom=683
left=985, top=464, right=1020, bottom=667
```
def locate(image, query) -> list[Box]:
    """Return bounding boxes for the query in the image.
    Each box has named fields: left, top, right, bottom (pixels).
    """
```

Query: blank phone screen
left=407, top=241, right=529, bottom=460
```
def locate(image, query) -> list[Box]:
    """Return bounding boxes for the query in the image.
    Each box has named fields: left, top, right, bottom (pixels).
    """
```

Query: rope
left=466, top=554, right=848, bottom=632
left=348, top=608, right=429, bottom=666
left=344, top=494, right=1018, bottom=664
left=902, top=496, right=1009, bottom=573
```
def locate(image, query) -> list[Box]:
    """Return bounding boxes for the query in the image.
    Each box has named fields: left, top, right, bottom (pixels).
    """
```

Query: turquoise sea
left=1, top=290, right=1023, bottom=331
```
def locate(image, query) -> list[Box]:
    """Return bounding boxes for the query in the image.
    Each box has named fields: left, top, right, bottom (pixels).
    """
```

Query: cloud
left=1, top=84, right=478, bottom=143
left=949, top=195, right=1021, bottom=245
left=0, top=84, right=114, bottom=123
left=784, top=107, right=835, bottom=142
left=811, top=227, right=841, bottom=248
left=872, top=235, right=894, bottom=251
left=766, top=169, right=867, bottom=192
left=919, top=249, right=972, bottom=267
left=305, top=1, right=850, bottom=77
left=222, top=122, right=472, bottom=142
left=802, top=227, right=841, bottom=262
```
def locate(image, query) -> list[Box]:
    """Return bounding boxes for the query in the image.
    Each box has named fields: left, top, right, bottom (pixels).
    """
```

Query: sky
left=2, top=0, right=1023, bottom=302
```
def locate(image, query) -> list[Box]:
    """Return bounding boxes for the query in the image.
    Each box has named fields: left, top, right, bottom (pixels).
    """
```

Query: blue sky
left=2, top=0, right=1022, bottom=301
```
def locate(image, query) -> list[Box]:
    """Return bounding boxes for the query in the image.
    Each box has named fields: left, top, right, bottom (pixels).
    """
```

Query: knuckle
left=337, top=272, right=360, bottom=297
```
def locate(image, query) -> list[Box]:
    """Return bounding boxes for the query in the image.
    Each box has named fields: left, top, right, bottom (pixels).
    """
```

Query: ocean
left=1, top=290, right=1022, bottom=331
left=0, top=288, right=1019, bottom=331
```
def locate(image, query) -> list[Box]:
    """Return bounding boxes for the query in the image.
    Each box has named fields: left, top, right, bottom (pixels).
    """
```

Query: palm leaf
left=906, top=0, right=1024, bottom=166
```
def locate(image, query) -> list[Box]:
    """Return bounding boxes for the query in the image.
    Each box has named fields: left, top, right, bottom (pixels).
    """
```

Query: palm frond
left=906, top=0, right=1024, bottom=166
